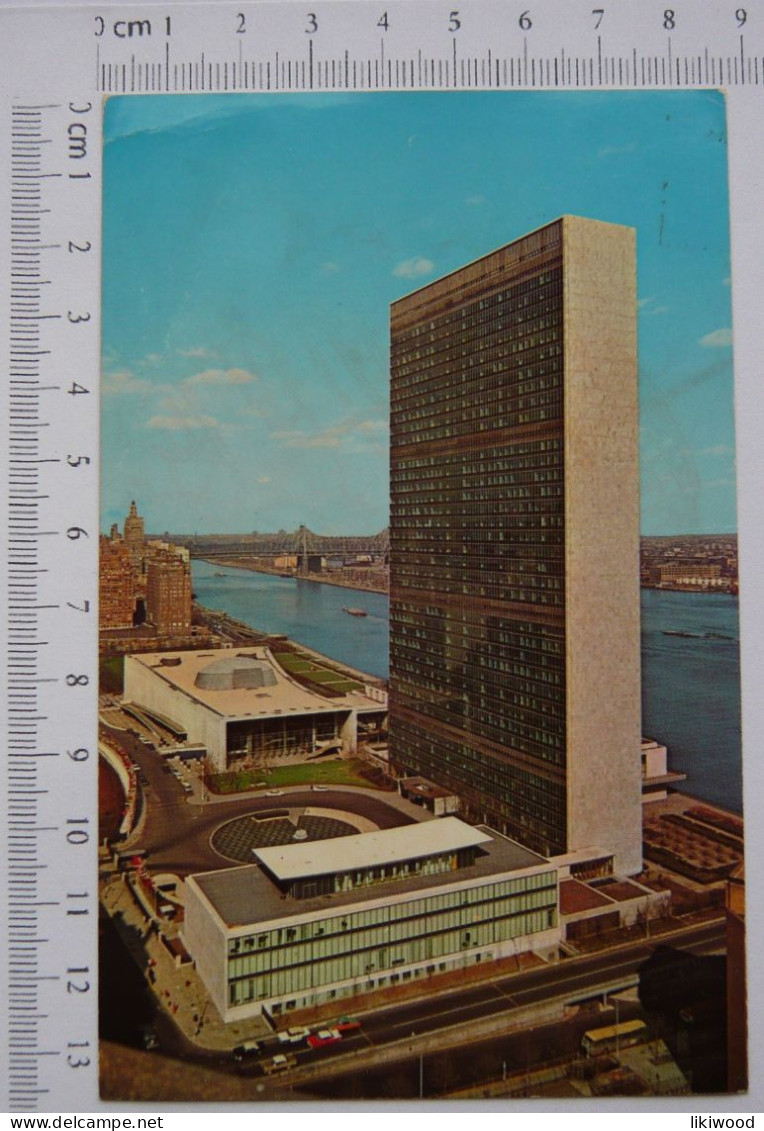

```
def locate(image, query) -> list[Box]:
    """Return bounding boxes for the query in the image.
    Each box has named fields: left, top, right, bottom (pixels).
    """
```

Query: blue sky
left=102, top=91, right=735, bottom=536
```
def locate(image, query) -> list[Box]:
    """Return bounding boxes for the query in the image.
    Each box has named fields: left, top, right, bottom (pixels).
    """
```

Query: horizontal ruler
left=88, top=1, right=764, bottom=93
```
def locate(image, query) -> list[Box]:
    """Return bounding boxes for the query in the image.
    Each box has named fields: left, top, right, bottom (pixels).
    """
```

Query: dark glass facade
left=390, top=224, right=569, bottom=857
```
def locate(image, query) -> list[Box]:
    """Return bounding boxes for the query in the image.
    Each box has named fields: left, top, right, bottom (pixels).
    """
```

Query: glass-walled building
left=389, top=217, right=642, bottom=874
left=183, top=817, right=559, bottom=1021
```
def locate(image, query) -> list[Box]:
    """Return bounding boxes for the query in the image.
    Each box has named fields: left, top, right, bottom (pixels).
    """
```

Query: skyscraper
left=123, top=499, right=145, bottom=568
left=389, top=216, right=642, bottom=875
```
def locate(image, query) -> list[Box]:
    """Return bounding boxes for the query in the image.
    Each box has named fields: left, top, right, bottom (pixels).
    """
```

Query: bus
left=581, top=1019, right=648, bottom=1057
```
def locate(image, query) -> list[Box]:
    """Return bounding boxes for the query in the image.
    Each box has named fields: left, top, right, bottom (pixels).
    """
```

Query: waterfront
left=641, top=588, right=741, bottom=813
left=192, top=561, right=742, bottom=813
left=193, top=558, right=389, bottom=679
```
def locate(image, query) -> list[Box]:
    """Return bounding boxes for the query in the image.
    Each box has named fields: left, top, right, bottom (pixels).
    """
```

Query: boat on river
left=342, top=607, right=367, bottom=617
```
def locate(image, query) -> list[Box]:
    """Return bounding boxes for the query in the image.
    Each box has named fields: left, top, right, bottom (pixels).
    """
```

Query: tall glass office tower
left=389, top=216, right=642, bottom=875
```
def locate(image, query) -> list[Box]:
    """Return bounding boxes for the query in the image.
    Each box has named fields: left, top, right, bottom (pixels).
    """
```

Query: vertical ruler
left=5, top=94, right=100, bottom=1112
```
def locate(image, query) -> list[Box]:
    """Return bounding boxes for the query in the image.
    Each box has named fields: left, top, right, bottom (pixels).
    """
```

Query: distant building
left=123, top=499, right=145, bottom=567
left=123, top=647, right=387, bottom=773
left=100, top=501, right=194, bottom=641
left=145, top=548, right=192, bottom=634
left=182, top=817, right=559, bottom=1021
left=652, top=563, right=723, bottom=587
left=641, top=738, right=686, bottom=803
left=389, top=216, right=642, bottom=874
left=99, top=536, right=135, bottom=629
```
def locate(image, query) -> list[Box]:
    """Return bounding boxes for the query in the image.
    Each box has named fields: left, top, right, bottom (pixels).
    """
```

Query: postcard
left=97, top=90, right=743, bottom=1103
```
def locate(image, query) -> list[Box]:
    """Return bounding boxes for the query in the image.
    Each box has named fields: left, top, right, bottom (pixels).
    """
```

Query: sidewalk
left=101, top=874, right=272, bottom=1051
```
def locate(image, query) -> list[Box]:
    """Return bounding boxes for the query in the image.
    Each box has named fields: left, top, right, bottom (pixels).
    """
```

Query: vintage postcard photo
left=96, top=90, right=743, bottom=1102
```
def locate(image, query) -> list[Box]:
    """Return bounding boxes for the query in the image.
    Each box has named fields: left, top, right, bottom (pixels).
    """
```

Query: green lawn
left=273, top=653, right=313, bottom=672
left=209, top=758, right=384, bottom=794
left=272, top=652, right=361, bottom=694
left=99, top=654, right=125, bottom=694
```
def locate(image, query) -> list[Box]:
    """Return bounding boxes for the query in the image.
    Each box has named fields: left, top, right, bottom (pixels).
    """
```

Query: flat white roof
left=254, top=817, right=492, bottom=882
left=125, top=646, right=382, bottom=718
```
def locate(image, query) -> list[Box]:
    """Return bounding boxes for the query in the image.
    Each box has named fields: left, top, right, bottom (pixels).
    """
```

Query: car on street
left=277, top=1026, right=310, bottom=1045
left=307, top=1028, right=342, bottom=1048
left=265, top=789, right=284, bottom=796
left=262, top=1053, right=296, bottom=1074
left=232, top=1040, right=261, bottom=1060
left=335, top=1015, right=361, bottom=1032
left=311, top=784, right=329, bottom=792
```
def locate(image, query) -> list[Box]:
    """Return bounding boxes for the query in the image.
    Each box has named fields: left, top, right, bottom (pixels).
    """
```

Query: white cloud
left=466, top=195, right=485, bottom=206
left=271, top=428, right=342, bottom=449
left=322, top=262, right=340, bottom=274
left=255, top=475, right=271, bottom=484
left=699, top=328, right=733, bottom=349
left=638, top=297, right=669, bottom=316
left=393, top=257, right=435, bottom=279
left=698, top=444, right=733, bottom=457
left=183, top=367, right=257, bottom=386
left=103, top=367, right=156, bottom=396
left=178, top=346, right=218, bottom=359
left=271, top=416, right=389, bottom=452
left=597, top=142, right=637, bottom=158
left=146, top=414, right=219, bottom=431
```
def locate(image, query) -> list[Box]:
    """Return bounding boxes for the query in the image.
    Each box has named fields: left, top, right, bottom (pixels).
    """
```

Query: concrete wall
left=182, top=877, right=229, bottom=1020
left=562, top=216, right=643, bottom=877
left=123, top=657, right=226, bottom=768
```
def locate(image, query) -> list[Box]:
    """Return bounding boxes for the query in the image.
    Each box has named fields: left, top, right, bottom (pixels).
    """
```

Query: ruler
left=2, top=0, right=763, bottom=1115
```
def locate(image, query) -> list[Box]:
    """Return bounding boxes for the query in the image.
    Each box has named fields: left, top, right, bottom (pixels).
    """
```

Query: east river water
left=192, top=561, right=742, bottom=814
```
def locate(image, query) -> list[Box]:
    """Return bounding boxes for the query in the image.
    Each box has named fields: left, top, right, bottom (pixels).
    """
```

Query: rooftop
left=126, top=647, right=382, bottom=719
left=254, top=817, right=491, bottom=883
left=191, top=823, right=552, bottom=929
left=559, top=879, right=612, bottom=915
left=400, top=775, right=458, bottom=800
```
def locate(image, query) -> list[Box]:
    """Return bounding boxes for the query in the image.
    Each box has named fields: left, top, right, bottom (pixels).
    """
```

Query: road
left=102, top=723, right=414, bottom=874
left=225, top=918, right=725, bottom=1088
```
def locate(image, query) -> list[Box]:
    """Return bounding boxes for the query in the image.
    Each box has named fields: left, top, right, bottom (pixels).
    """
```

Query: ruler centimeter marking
left=87, top=2, right=764, bottom=95
left=8, top=101, right=59, bottom=1112
left=6, top=94, right=100, bottom=1112
left=96, top=41, right=764, bottom=95
left=3, top=0, right=763, bottom=1115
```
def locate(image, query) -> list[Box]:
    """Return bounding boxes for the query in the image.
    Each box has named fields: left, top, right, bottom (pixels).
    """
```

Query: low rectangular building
left=183, top=817, right=559, bottom=1022
left=123, top=647, right=387, bottom=773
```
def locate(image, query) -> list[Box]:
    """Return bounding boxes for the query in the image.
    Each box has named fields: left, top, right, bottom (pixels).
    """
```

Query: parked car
left=277, top=1026, right=310, bottom=1045
left=311, top=784, right=329, bottom=792
left=307, top=1028, right=342, bottom=1048
left=265, top=789, right=284, bottom=796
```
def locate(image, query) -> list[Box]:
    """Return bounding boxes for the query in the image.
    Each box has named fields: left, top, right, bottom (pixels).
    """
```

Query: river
left=192, top=561, right=742, bottom=813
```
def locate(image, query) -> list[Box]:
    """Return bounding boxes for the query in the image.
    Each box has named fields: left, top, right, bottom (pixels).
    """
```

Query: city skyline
left=102, top=91, right=735, bottom=538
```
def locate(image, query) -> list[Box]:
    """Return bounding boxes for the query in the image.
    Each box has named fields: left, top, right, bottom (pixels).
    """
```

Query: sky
left=101, top=91, right=735, bottom=536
